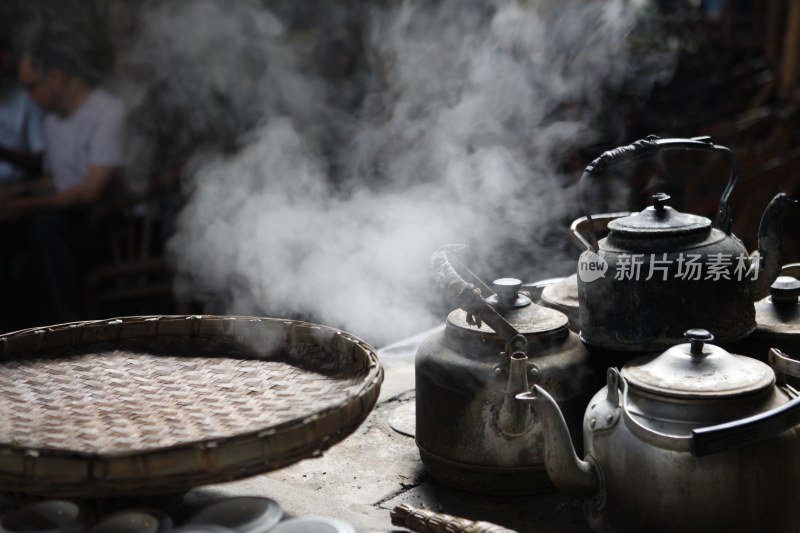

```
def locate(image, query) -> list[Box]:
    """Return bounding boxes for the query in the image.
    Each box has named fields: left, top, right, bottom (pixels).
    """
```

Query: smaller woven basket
left=0, top=315, right=383, bottom=499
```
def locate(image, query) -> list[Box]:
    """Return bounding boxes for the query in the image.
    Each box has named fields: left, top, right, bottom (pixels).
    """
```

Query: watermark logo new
left=578, top=251, right=608, bottom=283
left=578, top=251, right=759, bottom=283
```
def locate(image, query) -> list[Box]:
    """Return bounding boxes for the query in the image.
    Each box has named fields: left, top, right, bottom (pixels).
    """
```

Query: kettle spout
left=497, top=351, right=531, bottom=436
left=753, top=193, right=799, bottom=298
left=516, top=386, right=598, bottom=496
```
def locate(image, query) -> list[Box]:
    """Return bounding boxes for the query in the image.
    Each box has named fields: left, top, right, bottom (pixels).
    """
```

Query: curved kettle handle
left=692, top=395, right=800, bottom=457
left=430, top=245, right=521, bottom=343
left=691, top=348, right=800, bottom=456
left=569, top=212, right=634, bottom=252
left=780, top=262, right=800, bottom=280
left=578, top=135, right=740, bottom=251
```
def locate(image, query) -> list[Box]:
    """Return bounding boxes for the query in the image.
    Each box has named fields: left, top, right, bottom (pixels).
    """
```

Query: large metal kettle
left=574, top=135, right=798, bottom=352
left=517, top=330, right=800, bottom=533
left=414, top=245, right=601, bottom=494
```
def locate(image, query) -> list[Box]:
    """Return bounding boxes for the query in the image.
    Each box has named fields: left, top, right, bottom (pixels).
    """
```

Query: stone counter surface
left=171, top=330, right=591, bottom=532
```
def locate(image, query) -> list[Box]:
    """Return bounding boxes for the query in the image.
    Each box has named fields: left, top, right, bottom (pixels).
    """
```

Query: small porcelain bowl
left=172, top=525, right=235, bottom=533
left=187, top=497, right=282, bottom=533
left=88, top=508, right=173, bottom=533
left=268, top=516, right=357, bottom=533
left=0, top=500, right=88, bottom=533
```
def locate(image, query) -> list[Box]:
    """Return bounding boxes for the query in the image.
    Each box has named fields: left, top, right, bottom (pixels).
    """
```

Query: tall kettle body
left=416, top=247, right=602, bottom=494
left=578, top=220, right=756, bottom=352
left=581, top=378, right=800, bottom=532
left=415, top=303, right=596, bottom=494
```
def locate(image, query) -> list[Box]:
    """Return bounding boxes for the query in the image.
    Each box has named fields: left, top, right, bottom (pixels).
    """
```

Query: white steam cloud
left=121, top=0, right=674, bottom=347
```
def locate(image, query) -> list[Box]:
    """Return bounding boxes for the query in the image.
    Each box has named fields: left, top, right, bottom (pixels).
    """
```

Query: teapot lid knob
left=652, top=192, right=671, bottom=213
left=769, top=276, right=800, bottom=306
left=685, top=329, right=714, bottom=356
left=488, top=278, right=531, bottom=310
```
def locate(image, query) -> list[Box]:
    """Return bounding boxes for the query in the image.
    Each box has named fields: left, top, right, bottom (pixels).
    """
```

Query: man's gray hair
left=21, top=22, right=106, bottom=86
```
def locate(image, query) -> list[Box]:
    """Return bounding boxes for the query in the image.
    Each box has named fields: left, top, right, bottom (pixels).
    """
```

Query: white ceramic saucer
left=188, top=497, right=283, bottom=533
left=88, top=509, right=171, bottom=533
left=0, top=500, right=87, bottom=533
left=268, top=516, right=357, bottom=533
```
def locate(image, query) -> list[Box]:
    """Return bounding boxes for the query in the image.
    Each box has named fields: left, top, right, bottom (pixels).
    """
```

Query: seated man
left=7, top=38, right=125, bottom=215
left=1, top=28, right=126, bottom=326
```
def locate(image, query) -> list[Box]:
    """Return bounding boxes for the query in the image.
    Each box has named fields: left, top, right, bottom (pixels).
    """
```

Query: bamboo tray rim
left=0, top=315, right=383, bottom=498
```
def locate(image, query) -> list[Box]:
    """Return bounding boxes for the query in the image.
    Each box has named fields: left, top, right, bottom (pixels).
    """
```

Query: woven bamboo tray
left=0, top=315, right=383, bottom=499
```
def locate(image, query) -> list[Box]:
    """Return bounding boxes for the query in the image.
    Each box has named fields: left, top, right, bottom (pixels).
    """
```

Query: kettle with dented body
left=517, top=330, right=800, bottom=533
left=414, top=245, right=602, bottom=494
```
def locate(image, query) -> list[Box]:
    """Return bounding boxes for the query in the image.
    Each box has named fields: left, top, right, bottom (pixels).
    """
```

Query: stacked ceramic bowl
left=0, top=497, right=357, bottom=533
left=178, top=497, right=356, bottom=533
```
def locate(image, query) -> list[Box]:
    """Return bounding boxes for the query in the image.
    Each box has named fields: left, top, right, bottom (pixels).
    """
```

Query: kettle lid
left=621, top=329, right=774, bottom=399
left=447, top=278, right=569, bottom=338
left=447, top=305, right=569, bottom=337
left=769, top=275, right=800, bottom=305
left=755, top=275, right=800, bottom=335
left=607, top=193, right=711, bottom=238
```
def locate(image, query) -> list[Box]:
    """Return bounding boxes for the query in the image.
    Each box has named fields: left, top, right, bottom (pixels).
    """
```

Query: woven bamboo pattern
left=390, top=504, right=518, bottom=533
left=0, top=315, right=383, bottom=499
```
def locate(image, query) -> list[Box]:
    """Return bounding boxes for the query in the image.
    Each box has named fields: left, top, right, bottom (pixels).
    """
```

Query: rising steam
left=121, top=0, right=675, bottom=347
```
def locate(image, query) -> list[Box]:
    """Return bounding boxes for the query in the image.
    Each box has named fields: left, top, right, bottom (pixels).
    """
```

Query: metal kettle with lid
left=414, top=245, right=602, bottom=494
left=751, top=264, right=800, bottom=354
left=573, top=135, right=798, bottom=352
left=517, top=330, right=800, bottom=533
left=729, top=263, right=800, bottom=375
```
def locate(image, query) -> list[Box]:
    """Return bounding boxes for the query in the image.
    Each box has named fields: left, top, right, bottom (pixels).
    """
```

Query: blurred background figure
left=0, top=8, right=45, bottom=331
left=0, top=16, right=126, bottom=330
left=0, top=0, right=795, bottom=345
left=0, top=27, right=44, bottom=187
left=11, top=30, right=125, bottom=215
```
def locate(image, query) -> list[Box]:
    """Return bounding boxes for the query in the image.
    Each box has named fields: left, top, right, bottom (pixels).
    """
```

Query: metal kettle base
left=417, top=446, right=555, bottom=495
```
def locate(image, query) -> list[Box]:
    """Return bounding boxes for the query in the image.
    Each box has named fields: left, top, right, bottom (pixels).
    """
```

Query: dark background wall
left=2, top=0, right=799, bottom=339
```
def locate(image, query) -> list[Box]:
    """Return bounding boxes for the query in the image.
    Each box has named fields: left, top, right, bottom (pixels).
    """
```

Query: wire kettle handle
left=578, top=135, right=740, bottom=252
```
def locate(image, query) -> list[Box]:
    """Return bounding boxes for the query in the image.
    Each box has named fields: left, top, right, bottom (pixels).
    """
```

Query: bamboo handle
left=390, top=504, right=518, bottom=533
